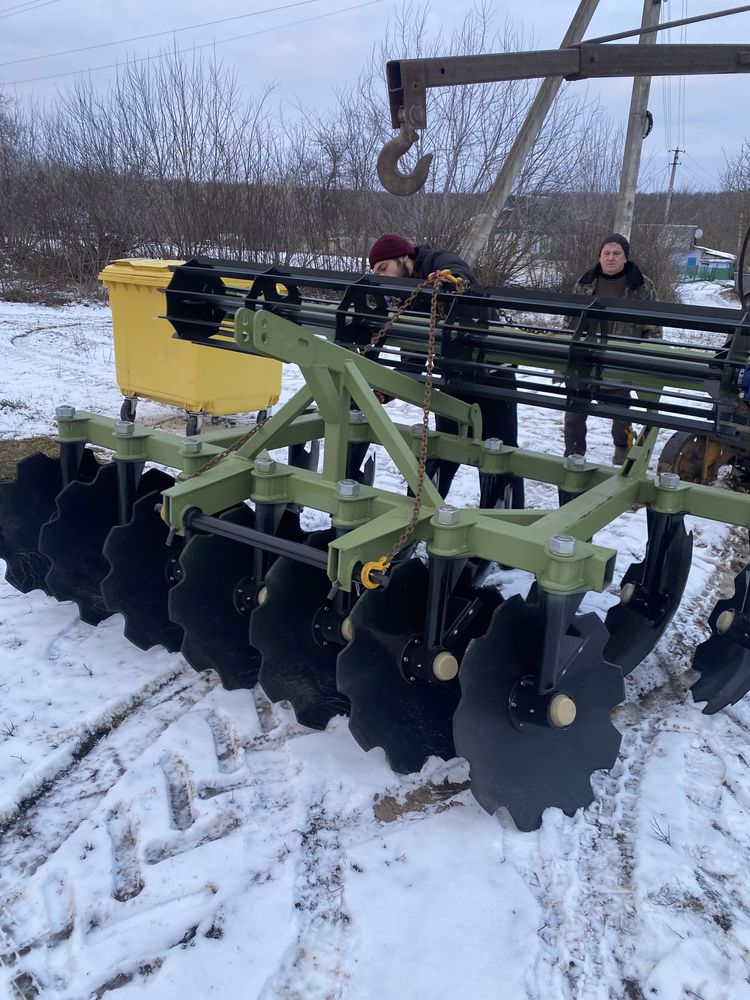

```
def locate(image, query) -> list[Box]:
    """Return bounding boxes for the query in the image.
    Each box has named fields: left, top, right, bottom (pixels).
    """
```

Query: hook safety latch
left=429, top=269, right=467, bottom=289
left=360, top=556, right=391, bottom=590
left=376, top=125, right=433, bottom=196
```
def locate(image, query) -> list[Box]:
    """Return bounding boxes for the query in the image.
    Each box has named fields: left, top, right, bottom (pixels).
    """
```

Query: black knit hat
left=598, top=233, right=630, bottom=258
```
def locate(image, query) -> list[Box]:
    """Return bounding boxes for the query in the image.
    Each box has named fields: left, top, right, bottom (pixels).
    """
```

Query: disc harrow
left=2, top=257, right=750, bottom=831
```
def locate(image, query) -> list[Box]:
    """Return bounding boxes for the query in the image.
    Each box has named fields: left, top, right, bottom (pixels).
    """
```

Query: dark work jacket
left=412, top=245, right=476, bottom=285
left=572, top=260, right=662, bottom=339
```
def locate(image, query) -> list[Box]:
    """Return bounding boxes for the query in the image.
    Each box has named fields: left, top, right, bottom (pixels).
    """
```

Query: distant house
left=665, top=225, right=736, bottom=281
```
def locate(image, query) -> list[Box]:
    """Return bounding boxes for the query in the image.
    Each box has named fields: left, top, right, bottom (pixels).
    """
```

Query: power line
left=0, top=0, right=328, bottom=68
left=5, top=0, right=385, bottom=86
left=0, top=0, right=61, bottom=18
left=682, top=150, right=721, bottom=186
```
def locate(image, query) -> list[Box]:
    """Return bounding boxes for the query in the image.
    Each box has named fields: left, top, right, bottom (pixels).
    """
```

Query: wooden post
left=613, top=0, right=663, bottom=240
left=459, top=0, right=602, bottom=268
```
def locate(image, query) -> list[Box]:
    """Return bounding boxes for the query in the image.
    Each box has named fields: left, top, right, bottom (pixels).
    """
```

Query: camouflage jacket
left=572, top=261, right=662, bottom=340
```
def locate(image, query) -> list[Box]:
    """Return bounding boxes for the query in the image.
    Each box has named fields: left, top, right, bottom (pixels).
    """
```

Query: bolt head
left=435, top=504, right=459, bottom=526
left=55, top=405, right=76, bottom=420
left=658, top=472, right=680, bottom=490
left=549, top=693, right=577, bottom=728
left=483, top=437, right=503, bottom=453
left=255, top=457, right=276, bottom=474
left=336, top=478, right=360, bottom=498
left=349, top=409, right=366, bottom=424
left=113, top=421, right=134, bottom=437
left=548, top=533, right=576, bottom=556
left=564, top=454, right=586, bottom=471
left=716, top=609, right=735, bottom=635
left=182, top=438, right=202, bottom=454
left=410, top=423, right=424, bottom=438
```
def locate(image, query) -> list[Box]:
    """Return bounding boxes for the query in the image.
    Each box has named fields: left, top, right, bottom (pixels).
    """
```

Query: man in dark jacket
left=367, top=233, right=522, bottom=506
left=565, top=233, right=662, bottom=465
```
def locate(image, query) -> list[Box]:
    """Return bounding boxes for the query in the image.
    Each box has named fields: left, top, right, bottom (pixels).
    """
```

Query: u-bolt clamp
left=376, top=124, right=434, bottom=196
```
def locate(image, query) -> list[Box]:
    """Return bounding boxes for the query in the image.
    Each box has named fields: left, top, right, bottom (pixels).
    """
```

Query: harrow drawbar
left=1, top=258, right=750, bottom=830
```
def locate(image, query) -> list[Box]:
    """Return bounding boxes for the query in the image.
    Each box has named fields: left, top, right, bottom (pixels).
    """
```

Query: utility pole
left=613, top=0, right=663, bottom=240
left=663, top=147, right=682, bottom=221
left=459, top=0, right=602, bottom=268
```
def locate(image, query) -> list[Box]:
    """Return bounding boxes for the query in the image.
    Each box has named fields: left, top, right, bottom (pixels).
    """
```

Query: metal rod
left=586, top=3, right=750, bottom=45
left=184, top=510, right=329, bottom=569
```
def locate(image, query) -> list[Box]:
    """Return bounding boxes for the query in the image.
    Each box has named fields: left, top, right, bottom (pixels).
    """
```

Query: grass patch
left=0, top=436, right=58, bottom=481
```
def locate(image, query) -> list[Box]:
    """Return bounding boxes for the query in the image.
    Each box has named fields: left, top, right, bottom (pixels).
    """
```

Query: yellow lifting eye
left=360, top=556, right=391, bottom=590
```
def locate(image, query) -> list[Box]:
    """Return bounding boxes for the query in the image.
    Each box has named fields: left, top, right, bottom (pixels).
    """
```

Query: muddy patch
left=373, top=779, right=469, bottom=822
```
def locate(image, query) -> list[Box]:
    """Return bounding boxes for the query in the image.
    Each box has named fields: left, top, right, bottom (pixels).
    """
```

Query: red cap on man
left=368, top=233, right=416, bottom=269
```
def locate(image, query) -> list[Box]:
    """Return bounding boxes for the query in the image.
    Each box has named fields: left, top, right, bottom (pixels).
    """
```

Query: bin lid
left=98, top=258, right=185, bottom=288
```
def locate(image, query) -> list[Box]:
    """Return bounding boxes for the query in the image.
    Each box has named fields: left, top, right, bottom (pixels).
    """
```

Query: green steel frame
left=54, top=307, right=750, bottom=599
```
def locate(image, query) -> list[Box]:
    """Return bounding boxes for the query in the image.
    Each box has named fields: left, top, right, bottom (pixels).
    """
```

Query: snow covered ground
left=0, top=282, right=749, bottom=1000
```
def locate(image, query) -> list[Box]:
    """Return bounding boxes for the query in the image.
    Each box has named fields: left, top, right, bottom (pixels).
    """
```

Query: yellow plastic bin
left=99, top=259, right=281, bottom=415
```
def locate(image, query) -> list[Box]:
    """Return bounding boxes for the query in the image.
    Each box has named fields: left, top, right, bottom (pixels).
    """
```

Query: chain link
left=181, top=415, right=268, bottom=481
left=182, top=272, right=468, bottom=573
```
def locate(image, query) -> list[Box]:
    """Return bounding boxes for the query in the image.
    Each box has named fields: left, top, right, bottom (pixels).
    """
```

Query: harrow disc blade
left=337, top=558, right=501, bottom=774
left=604, top=511, right=693, bottom=674
left=691, top=567, right=750, bottom=714
left=0, top=450, right=97, bottom=594
left=250, top=529, right=350, bottom=730
left=39, top=465, right=170, bottom=626
left=101, top=483, right=183, bottom=652
left=168, top=504, right=262, bottom=690
left=454, top=595, right=624, bottom=831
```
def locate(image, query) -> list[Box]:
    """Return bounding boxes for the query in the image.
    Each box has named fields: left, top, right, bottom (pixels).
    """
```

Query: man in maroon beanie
left=365, top=233, right=522, bottom=507
left=368, top=233, right=475, bottom=285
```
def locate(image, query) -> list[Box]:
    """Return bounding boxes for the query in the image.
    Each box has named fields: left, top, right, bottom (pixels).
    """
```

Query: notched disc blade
left=101, top=483, right=183, bottom=651
left=39, top=465, right=169, bottom=626
left=251, top=529, right=350, bottom=730
left=0, top=450, right=97, bottom=594
left=692, top=567, right=750, bottom=714
left=454, top=595, right=624, bottom=831
left=169, top=504, right=261, bottom=690
left=604, top=511, right=693, bottom=674
left=0, top=452, right=63, bottom=594
left=337, top=558, right=500, bottom=774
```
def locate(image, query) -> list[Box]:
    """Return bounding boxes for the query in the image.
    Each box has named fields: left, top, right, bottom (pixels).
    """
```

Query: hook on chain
left=376, top=125, right=433, bottom=196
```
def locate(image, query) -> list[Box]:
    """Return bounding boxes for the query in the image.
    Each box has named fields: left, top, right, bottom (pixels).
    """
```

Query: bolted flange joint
left=548, top=533, right=576, bottom=556
left=483, top=437, right=503, bottom=453
left=658, top=472, right=680, bottom=490
left=182, top=438, right=203, bottom=455
left=435, top=504, right=459, bottom=526
left=336, top=478, right=360, bottom=498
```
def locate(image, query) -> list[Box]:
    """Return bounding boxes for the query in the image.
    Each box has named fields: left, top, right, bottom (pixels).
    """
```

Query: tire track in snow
left=0, top=686, right=312, bottom=998
left=257, top=797, right=355, bottom=1000
left=0, top=665, right=216, bottom=893
left=499, top=516, right=740, bottom=1000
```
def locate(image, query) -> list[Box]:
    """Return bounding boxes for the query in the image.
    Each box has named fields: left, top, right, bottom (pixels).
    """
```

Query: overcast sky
left=0, top=0, right=748, bottom=190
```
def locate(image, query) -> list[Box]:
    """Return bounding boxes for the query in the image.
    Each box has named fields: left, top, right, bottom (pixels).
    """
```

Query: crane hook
left=376, top=125, right=434, bottom=196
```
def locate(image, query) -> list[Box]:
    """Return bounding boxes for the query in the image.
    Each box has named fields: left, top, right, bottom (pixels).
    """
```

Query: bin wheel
left=256, top=409, right=268, bottom=424
left=120, top=398, right=137, bottom=423
left=185, top=413, right=203, bottom=437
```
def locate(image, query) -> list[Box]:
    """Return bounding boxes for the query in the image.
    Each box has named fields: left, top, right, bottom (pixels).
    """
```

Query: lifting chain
left=180, top=413, right=269, bottom=482
left=360, top=270, right=469, bottom=589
